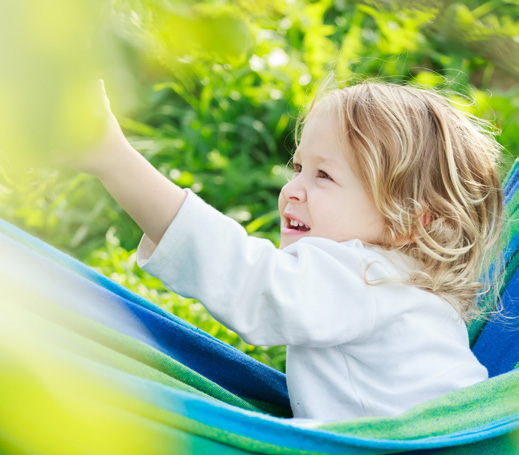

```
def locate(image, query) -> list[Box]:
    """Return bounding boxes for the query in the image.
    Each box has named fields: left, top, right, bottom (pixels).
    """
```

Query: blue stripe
left=503, top=159, right=518, bottom=197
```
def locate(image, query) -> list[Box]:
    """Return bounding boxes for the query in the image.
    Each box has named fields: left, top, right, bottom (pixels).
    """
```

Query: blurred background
left=1, top=0, right=518, bottom=372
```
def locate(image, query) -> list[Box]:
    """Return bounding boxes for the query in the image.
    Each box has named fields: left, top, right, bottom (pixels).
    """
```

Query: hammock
left=0, top=160, right=517, bottom=455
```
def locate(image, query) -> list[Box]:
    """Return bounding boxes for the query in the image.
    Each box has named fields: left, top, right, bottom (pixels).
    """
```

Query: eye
left=317, top=169, right=333, bottom=180
left=292, top=162, right=302, bottom=175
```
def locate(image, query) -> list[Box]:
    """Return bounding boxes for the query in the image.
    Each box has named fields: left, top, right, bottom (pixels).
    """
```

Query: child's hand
left=59, top=80, right=132, bottom=179
left=56, top=79, right=187, bottom=245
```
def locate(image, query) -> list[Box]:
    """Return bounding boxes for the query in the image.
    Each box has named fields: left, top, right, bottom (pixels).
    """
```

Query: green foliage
left=1, top=0, right=517, bottom=372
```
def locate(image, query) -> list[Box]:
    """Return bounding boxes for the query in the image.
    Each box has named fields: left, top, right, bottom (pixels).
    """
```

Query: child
left=76, top=81, right=502, bottom=420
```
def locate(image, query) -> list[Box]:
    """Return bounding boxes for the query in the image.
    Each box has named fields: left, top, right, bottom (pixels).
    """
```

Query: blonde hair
left=301, top=82, right=503, bottom=321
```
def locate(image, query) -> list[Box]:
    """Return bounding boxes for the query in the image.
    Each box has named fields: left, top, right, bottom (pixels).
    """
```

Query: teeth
left=290, top=219, right=305, bottom=228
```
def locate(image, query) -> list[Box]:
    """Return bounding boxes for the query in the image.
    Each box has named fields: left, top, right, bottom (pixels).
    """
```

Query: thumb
left=95, top=79, right=113, bottom=116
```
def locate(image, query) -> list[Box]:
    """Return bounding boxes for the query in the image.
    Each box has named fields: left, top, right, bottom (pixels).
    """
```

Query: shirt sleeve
left=137, top=190, right=377, bottom=347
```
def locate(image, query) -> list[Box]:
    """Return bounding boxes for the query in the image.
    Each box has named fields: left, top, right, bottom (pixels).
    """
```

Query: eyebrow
left=292, top=151, right=339, bottom=166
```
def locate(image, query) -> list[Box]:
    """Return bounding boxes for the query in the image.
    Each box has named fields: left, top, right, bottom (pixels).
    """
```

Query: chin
left=279, top=236, right=303, bottom=249
left=279, top=238, right=291, bottom=249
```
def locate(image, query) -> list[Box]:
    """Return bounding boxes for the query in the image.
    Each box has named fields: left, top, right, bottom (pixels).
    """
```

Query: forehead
left=294, top=101, right=344, bottom=160
left=294, top=99, right=363, bottom=176
left=292, top=148, right=340, bottom=167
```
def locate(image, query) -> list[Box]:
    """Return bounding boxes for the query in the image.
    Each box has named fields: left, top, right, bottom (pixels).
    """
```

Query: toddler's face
left=278, top=105, right=386, bottom=249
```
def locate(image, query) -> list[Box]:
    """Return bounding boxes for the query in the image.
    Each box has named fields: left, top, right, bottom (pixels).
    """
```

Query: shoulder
left=282, top=237, right=366, bottom=258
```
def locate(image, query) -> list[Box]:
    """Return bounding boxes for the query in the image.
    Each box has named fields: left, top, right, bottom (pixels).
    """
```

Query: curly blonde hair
left=302, top=82, right=503, bottom=321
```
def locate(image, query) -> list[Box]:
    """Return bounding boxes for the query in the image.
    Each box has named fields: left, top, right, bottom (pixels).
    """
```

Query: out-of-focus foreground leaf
left=0, top=0, right=253, bottom=172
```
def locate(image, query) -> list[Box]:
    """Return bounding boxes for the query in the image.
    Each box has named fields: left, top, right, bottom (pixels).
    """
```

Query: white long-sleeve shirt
left=137, top=190, right=488, bottom=420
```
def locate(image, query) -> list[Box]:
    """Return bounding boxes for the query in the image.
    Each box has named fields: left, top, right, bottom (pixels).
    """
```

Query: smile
left=288, top=219, right=310, bottom=231
left=283, top=215, right=310, bottom=234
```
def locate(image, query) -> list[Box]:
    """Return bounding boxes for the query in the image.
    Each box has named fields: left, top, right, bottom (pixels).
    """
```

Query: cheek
left=278, top=191, right=286, bottom=216
left=359, top=195, right=384, bottom=224
left=322, top=195, right=362, bottom=235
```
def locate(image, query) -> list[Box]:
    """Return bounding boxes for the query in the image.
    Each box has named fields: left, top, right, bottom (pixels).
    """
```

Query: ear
left=392, top=204, right=432, bottom=247
left=420, top=210, right=432, bottom=227
left=418, top=199, right=434, bottom=228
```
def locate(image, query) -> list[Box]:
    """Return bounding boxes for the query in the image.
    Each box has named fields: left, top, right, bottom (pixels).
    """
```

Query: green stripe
left=318, top=372, right=519, bottom=440
left=17, top=296, right=290, bottom=417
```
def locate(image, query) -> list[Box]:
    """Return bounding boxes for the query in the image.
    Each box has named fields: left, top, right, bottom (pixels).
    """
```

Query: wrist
left=93, top=139, right=139, bottom=181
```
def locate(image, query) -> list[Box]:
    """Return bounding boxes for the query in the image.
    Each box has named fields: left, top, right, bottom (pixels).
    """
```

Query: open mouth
left=285, top=217, right=310, bottom=232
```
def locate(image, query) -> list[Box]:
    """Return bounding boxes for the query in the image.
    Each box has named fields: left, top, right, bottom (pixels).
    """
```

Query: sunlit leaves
left=112, top=0, right=253, bottom=75
left=0, top=0, right=254, bottom=171
left=432, top=2, right=519, bottom=75
left=0, top=0, right=109, bottom=169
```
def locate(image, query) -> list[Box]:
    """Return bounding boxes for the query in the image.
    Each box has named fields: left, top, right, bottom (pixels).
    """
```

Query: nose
left=280, top=175, right=306, bottom=203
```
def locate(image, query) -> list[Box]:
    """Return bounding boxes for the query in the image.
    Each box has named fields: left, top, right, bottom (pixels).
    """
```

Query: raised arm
left=73, top=82, right=186, bottom=245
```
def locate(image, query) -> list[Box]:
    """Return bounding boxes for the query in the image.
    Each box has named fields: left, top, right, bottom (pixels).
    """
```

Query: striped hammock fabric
left=0, top=160, right=517, bottom=455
